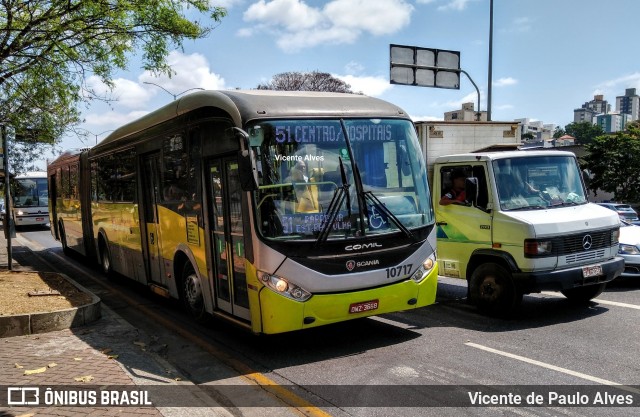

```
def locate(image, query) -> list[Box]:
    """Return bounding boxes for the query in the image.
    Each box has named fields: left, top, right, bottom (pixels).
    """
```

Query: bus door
left=207, top=158, right=250, bottom=320
left=141, top=152, right=167, bottom=286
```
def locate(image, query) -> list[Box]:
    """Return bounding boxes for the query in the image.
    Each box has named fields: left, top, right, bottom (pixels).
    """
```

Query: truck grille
left=554, top=229, right=613, bottom=256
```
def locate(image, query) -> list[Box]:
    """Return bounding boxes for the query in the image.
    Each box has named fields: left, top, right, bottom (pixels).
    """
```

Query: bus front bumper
left=256, top=266, right=438, bottom=334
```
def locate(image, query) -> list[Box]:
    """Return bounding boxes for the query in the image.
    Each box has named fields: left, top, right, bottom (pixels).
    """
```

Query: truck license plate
left=349, top=299, right=379, bottom=314
left=582, top=264, right=603, bottom=278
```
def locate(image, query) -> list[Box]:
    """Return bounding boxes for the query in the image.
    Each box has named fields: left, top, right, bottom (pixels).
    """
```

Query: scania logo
left=346, top=259, right=380, bottom=271
left=582, top=234, right=593, bottom=250
left=345, top=242, right=382, bottom=251
left=346, top=260, right=356, bottom=271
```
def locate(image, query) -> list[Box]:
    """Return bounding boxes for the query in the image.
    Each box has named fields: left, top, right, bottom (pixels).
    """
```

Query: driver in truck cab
left=439, top=169, right=467, bottom=206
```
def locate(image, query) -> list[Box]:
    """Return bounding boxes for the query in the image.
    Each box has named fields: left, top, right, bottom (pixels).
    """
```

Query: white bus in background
left=12, top=171, right=50, bottom=227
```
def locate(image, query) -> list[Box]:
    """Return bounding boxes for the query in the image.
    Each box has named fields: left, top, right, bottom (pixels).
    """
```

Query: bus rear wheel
left=469, top=263, right=522, bottom=317
left=561, top=283, right=606, bottom=304
left=99, top=238, right=115, bottom=280
left=181, top=263, right=207, bottom=322
left=58, top=221, right=71, bottom=256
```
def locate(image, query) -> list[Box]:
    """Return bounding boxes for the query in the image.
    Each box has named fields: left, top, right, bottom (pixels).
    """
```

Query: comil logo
left=345, top=242, right=382, bottom=251
left=7, top=387, right=40, bottom=405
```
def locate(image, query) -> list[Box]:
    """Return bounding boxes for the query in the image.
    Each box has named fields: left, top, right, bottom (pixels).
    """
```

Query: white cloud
left=84, top=110, right=150, bottom=129
left=493, top=77, right=518, bottom=87
left=437, top=0, right=472, bottom=12
left=501, top=16, right=533, bottom=33
left=85, top=51, right=225, bottom=109
left=141, top=51, right=226, bottom=96
left=244, top=0, right=323, bottom=32
left=336, top=74, right=392, bottom=96
left=344, top=61, right=365, bottom=75
left=595, top=72, right=640, bottom=94
left=242, top=0, right=414, bottom=52
left=215, top=0, right=246, bottom=9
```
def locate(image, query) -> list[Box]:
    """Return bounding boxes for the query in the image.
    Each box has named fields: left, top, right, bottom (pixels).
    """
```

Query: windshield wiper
left=363, top=191, right=415, bottom=240
left=315, top=157, right=351, bottom=245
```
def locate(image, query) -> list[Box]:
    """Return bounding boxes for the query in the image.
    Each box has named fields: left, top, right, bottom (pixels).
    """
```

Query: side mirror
left=238, top=149, right=258, bottom=191
left=232, top=127, right=258, bottom=192
left=465, top=177, right=478, bottom=206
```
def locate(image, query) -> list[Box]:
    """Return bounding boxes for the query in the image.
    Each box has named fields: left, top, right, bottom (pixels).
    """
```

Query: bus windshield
left=250, top=118, right=433, bottom=241
left=13, top=176, right=48, bottom=208
left=493, top=155, right=588, bottom=211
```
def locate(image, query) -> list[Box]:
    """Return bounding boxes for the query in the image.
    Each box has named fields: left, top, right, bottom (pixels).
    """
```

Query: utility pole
left=1, top=124, right=14, bottom=270
left=487, top=0, right=494, bottom=121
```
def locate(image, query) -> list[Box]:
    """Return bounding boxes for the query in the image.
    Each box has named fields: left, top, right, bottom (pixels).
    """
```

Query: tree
left=553, top=126, right=565, bottom=139
left=257, top=71, right=353, bottom=93
left=0, top=0, right=226, bottom=170
left=564, top=121, right=604, bottom=145
left=583, top=121, right=640, bottom=202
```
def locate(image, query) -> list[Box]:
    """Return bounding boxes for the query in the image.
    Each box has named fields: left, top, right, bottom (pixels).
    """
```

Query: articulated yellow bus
left=48, top=90, right=438, bottom=334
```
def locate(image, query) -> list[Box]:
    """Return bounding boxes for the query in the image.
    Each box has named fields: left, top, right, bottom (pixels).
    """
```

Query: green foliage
left=584, top=122, right=640, bottom=202
left=257, top=71, right=353, bottom=93
left=0, top=0, right=226, bottom=169
left=564, top=121, right=604, bottom=145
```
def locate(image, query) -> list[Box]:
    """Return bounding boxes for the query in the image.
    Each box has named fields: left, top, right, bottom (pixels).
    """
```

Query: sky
left=43, top=0, right=640, bottom=167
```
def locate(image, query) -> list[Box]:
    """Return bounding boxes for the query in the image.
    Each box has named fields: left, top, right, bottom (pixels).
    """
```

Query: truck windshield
left=249, top=118, right=433, bottom=241
left=493, top=155, right=588, bottom=211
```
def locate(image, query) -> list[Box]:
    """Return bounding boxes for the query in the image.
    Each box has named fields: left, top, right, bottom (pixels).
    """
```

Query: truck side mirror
left=465, top=177, right=478, bottom=206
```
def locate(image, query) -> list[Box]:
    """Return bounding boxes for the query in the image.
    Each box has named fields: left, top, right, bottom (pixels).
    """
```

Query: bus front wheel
left=469, top=263, right=522, bottom=317
left=181, top=263, right=207, bottom=322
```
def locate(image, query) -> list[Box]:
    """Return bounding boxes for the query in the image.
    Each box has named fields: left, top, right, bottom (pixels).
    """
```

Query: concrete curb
left=0, top=272, right=101, bottom=338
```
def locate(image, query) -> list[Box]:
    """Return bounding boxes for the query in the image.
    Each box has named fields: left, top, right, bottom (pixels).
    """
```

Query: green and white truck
left=433, top=150, right=624, bottom=315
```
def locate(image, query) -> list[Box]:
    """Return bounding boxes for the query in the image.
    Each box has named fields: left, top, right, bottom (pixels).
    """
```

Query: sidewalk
left=0, top=232, right=234, bottom=417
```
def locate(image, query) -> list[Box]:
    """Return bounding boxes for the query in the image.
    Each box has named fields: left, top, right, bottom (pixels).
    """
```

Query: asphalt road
left=13, top=227, right=640, bottom=416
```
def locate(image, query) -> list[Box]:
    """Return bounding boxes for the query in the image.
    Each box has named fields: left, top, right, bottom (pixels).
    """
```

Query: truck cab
left=433, top=150, right=624, bottom=315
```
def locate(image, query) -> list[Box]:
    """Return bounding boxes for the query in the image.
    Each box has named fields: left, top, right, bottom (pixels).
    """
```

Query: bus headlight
left=259, top=272, right=312, bottom=302
left=411, top=252, right=437, bottom=283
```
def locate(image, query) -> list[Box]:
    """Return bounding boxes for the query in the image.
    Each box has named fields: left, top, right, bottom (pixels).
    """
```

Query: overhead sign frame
left=389, top=44, right=461, bottom=89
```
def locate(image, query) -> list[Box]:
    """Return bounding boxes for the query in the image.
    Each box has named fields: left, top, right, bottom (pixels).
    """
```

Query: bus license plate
left=582, top=264, right=603, bottom=278
left=349, top=299, right=379, bottom=314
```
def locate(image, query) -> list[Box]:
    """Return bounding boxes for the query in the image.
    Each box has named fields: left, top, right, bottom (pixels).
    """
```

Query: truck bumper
left=513, top=256, right=624, bottom=293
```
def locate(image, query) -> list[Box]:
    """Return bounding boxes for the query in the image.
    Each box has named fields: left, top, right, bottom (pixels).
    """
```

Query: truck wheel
left=561, top=283, right=606, bottom=304
left=469, top=263, right=522, bottom=316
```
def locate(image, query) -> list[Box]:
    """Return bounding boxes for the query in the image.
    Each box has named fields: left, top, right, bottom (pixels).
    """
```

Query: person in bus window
left=439, top=169, right=467, bottom=205
left=285, top=160, right=308, bottom=183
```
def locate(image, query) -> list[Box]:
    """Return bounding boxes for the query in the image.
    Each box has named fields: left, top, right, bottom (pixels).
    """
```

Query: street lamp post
left=78, top=129, right=114, bottom=145
left=143, top=82, right=204, bottom=100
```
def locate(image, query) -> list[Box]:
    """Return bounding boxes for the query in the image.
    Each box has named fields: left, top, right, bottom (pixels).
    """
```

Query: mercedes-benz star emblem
left=582, top=234, right=593, bottom=250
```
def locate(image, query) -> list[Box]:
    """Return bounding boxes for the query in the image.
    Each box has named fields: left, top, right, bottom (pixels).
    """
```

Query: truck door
left=435, top=164, right=492, bottom=279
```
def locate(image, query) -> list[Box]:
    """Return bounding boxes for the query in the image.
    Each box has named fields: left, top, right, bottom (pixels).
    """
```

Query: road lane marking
left=541, top=291, right=640, bottom=310
left=592, top=299, right=640, bottom=310
left=465, top=342, right=640, bottom=396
